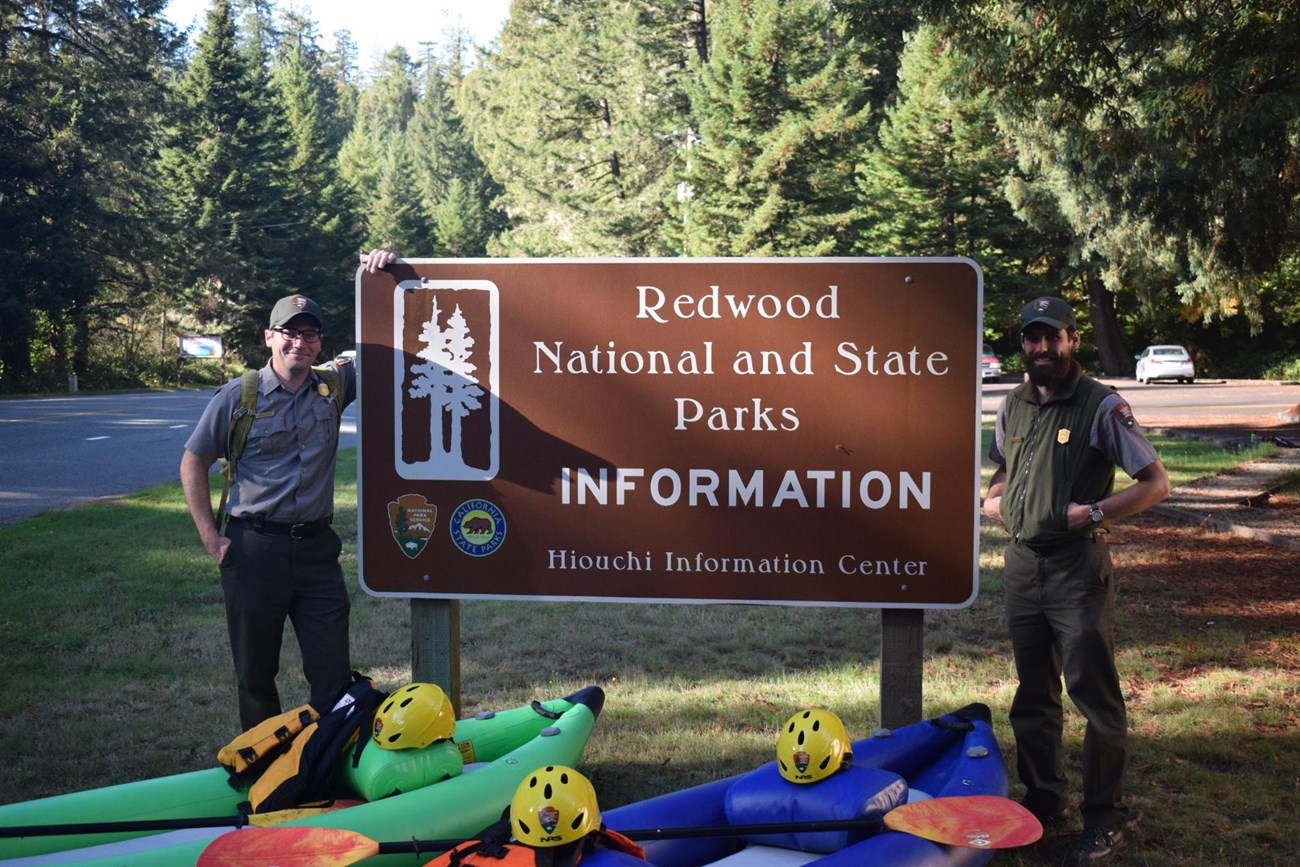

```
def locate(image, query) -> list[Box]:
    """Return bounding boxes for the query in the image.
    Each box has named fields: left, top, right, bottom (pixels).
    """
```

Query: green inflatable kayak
left=0, top=686, right=604, bottom=865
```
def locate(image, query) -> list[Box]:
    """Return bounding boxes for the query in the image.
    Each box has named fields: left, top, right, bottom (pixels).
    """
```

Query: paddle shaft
left=0, top=815, right=248, bottom=838
left=371, top=817, right=888, bottom=855
left=193, top=796, right=1041, bottom=865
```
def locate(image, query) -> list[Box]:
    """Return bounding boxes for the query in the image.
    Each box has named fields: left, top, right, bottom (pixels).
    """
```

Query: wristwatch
left=1088, top=503, right=1105, bottom=524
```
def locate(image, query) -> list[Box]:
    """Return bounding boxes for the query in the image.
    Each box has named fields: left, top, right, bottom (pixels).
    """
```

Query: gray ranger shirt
left=185, top=361, right=356, bottom=524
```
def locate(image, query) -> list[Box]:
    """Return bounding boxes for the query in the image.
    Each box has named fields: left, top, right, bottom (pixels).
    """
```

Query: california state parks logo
left=449, top=499, right=506, bottom=557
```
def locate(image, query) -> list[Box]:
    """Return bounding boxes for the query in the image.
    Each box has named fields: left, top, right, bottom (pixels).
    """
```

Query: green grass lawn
left=0, top=435, right=1296, bottom=865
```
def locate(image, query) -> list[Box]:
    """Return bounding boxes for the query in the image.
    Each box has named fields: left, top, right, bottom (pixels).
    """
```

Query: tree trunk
left=1083, top=272, right=1130, bottom=376
left=73, top=307, right=90, bottom=380
left=692, top=0, right=709, bottom=62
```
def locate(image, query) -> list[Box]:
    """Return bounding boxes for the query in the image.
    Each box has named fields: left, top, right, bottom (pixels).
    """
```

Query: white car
left=980, top=343, right=1002, bottom=382
left=1135, top=345, right=1195, bottom=384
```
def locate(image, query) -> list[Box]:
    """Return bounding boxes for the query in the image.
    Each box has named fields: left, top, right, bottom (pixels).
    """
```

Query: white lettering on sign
left=664, top=552, right=826, bottom=574
left=837, top=555, right=929, bottom=576
left=559, top=467, right=931, bottom=509
left=547, top=549, right=653, bottom=571
left=673, top=398, right=800, bottom=432
left=834, top=342, right=950, bottom=376
left=635, top=284, right=841, bottom=323
left=535, top=341, right=714, bottom=375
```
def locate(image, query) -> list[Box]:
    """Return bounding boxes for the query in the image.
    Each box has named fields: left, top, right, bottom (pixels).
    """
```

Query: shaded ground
left=1011, top=514, right=1300, bottom=866
left=1146, top=405, right=1300, bottom=551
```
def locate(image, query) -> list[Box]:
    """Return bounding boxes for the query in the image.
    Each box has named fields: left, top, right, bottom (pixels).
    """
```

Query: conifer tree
left=917, top=0, right=1300, bottom=353
left=408, top=39, right=502, bottom=256
left=158, top=0, right=299, bottom=363
left=339, top=46, right=424, bottom=250
left=271, top=42, right=360, bottom=340
left=854, top=26, right=1047, bottom=327
left=367, top=134, right=434, bottom=252
left=678, top=0, right=874, bottom=256
left=461, top=0, right=695, bottom=256
left=0, top=0, right=177, bottom=389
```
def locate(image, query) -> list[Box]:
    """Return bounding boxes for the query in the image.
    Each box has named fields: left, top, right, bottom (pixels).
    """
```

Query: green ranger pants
left=220, top=523, right=352, bottom=730
left=1004, top=534, right=1132, bottom=832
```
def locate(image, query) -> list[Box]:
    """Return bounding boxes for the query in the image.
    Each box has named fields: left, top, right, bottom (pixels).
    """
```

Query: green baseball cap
left=1019, top=297, right=1076, bottom=331
left=268, top=294, right=323, bottom=330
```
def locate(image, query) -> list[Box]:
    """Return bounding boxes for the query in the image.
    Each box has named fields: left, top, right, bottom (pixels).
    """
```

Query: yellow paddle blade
left=197, top=826, right=379, bottom=866
left=883, top=795, right=1043, bottom=849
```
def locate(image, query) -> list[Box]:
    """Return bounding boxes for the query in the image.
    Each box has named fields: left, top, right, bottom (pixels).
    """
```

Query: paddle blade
left=883, top=795, right=1043, bottom=849
left=247, top=800, right=365, bottom=827
left=198, top=827, right=379, bottom=866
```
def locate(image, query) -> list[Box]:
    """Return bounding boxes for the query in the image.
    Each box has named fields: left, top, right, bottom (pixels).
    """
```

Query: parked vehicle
left=981, top=343, right=1002, bottom=382
left=1135, top=344, right=1195, bottom=384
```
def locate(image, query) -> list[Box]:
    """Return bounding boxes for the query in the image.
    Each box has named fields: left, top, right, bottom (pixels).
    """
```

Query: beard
left=1024, top=351, right=1073, bottom=389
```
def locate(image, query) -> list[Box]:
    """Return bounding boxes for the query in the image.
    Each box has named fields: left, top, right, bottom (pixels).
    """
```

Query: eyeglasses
left=272, top=326, right=323, bottom=344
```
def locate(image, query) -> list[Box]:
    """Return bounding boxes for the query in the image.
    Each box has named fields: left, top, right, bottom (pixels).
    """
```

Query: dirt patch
left=1151, top=414, right=1300, bottom=447
left=1113, top=513, right=1300, bottom=642
left=1260, top=489, right=1300, bottom=518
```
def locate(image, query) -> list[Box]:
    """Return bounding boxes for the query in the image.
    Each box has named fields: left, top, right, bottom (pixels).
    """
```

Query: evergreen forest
left=3, top=0, right=1298, bottom=392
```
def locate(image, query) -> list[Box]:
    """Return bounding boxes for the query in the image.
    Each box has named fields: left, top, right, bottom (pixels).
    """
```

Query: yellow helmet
left=510, top=765, right=601, bottom=847
left=777, top=708, right=852, bottom=784
left=372, top=683, right=455, bottom=750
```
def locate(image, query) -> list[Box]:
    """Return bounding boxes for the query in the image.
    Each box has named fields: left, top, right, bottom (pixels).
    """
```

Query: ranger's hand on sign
left=359, top=249, right=397, bottom=273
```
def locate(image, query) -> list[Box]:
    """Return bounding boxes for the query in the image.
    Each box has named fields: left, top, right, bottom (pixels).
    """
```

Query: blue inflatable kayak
left=591, top=703, right=1008, bottom=867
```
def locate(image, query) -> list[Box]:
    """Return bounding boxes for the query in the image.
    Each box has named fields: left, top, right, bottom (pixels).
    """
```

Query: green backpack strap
left=216, top=366, right=346, bottom=533
left=217, top=371, right=262, bottom=534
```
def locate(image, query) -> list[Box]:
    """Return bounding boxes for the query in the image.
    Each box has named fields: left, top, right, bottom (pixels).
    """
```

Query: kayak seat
left=705, top=844, right=822, bottom=865
left=723, top=763, right=907, bottom=854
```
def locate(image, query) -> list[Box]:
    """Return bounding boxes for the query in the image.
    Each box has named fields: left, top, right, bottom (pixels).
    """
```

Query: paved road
left=981, top=377, right=1300, bottom=428
left=1, top=379, right=1294, bottom=527
left=0, top=390, right=358, bottom=527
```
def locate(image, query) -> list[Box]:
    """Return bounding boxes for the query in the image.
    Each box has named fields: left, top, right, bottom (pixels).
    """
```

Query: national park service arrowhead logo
left=539, top=804, right=560, bottom=834
left=388, top=494, right=437, bottom=559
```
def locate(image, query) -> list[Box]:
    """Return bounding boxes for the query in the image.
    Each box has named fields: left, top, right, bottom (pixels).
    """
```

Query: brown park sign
left=355, top=259, right=983, bottom=607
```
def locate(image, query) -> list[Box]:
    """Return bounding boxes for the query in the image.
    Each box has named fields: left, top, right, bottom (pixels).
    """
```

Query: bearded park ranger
left=982, top=297, right=1170, bottom=865
left=180, top=250, right=394, bottom=729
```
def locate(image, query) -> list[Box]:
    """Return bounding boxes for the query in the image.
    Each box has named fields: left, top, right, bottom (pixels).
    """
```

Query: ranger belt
left=227, top=515, right=332, bottom=539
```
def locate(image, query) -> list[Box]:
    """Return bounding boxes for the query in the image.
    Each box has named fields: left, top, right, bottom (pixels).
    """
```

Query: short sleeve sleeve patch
left=1112, top=401, right=1138, bottom=428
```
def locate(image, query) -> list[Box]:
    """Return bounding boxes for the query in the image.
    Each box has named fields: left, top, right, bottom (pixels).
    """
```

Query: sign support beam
left=880, top=608, right=924, bottom=728
left=410, top=599, right=461, bottom=712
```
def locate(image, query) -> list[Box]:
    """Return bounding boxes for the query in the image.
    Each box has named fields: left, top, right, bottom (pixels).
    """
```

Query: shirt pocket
left=311, top=398, right=339, bottom=452
left=247, top=412, right=292, bottom=460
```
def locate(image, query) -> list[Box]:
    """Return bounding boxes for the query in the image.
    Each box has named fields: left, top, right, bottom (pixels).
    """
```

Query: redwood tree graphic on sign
left=409, top=300, right=484, bottom=463
left=394, top=280, right=499, bottom=481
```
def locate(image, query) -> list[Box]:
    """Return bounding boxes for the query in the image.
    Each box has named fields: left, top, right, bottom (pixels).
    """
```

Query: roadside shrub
left=1260, top=355, right=1300, bottom=382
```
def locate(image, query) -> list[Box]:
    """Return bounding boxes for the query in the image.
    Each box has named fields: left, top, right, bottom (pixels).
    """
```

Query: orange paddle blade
left=884, top=795, right=1043, bottom=849
left=197, top=826, right=379, bottom=866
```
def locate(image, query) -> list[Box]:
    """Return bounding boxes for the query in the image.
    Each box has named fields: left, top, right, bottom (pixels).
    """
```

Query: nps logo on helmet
left=538, top=804, right=560, bottom=835
left=793, top=749, right=811, bottom=774
left=372, top=718, right=385, bottom=739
